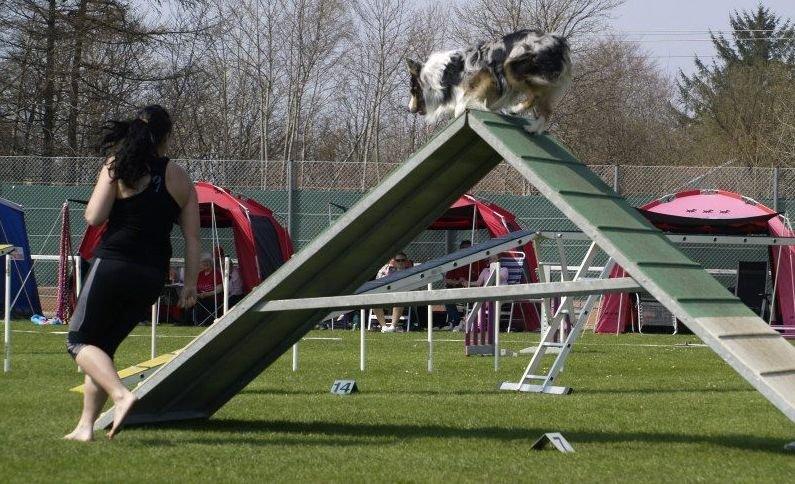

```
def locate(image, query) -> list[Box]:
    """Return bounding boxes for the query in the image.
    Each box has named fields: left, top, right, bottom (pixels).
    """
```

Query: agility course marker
left=531, top=432, right=575, bottom=453
left=95, top=111, right=795, bottom=429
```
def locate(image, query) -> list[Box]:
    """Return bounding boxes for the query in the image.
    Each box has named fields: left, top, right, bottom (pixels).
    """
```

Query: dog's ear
left=406, top=58, right=422, bottom=77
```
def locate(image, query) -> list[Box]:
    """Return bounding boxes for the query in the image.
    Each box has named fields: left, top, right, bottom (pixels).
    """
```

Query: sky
left=610, top=0, right=795, bottom=78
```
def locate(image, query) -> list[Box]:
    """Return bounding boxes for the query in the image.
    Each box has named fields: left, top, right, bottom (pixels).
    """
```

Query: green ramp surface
left=96, top=110, right=795, bottom=428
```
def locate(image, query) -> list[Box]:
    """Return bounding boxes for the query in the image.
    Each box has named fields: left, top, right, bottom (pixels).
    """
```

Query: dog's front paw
left=523, top=117, right=546, bottom=134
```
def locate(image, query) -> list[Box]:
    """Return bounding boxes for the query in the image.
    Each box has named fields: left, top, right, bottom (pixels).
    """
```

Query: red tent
left=430, top=194, right=541, bottom=330
left=79, top=182, right=293, bottom=293
left=595, top=190, right=795, bottom=333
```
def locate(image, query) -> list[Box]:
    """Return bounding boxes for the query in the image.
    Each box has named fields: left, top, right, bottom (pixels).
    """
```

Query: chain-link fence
left=0, top=156, right=792, bottom=314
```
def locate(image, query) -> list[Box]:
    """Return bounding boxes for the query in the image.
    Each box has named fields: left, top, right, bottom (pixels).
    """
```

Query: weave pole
left=4, top=255, right=10, bottom=372
left=427, top=283, right=433, bottom=372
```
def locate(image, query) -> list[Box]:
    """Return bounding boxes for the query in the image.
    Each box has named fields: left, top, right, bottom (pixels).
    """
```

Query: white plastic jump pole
left=427, top=283, right=433, bottom=373
left=4, top=255, right=11, bottom=373
left=360, top=308, right=366, bottom=371
left=292, top=343, right=299, bottom=372
left=223, top=256, right=230, bottom=314
left=75, top=256, right=82, bottom=297
left=151, top=298, right=159, bottom=359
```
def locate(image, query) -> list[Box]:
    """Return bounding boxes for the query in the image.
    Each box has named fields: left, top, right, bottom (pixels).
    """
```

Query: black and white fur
left=407, top=29, right=571, bottom=132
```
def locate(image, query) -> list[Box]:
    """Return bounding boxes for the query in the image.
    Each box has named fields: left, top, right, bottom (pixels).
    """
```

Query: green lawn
left=1, top=322, right=793, bottom=483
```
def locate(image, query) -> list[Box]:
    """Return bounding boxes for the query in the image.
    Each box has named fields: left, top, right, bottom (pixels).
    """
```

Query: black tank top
left=94, top=158, right=181, bottom=272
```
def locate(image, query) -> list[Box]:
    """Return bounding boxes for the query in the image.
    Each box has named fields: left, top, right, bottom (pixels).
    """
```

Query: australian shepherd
left=407, top=29, right=571, bottom=132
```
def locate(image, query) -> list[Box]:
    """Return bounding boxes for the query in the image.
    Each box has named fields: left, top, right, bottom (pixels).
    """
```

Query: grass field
left=1, top=321, right=793, bottom=483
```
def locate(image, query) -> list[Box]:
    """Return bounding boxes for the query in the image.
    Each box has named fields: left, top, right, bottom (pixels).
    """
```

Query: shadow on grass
left=241, top=387, right=752, bottom=397
left=580, top=387, right=753, bottom=395
left=240, top=388, right=502, bottom=396
left=148, top=418, right=787, bottom=453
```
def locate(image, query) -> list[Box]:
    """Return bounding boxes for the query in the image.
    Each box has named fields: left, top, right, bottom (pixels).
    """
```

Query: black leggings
left=67, top=258, right=164, bottom=359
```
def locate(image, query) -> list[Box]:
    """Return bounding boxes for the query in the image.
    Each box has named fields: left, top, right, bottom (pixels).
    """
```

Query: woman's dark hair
left=100, top=104, right=172, bottom=187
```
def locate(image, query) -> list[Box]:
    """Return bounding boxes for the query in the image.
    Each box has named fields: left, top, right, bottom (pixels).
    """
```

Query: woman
left=64, top=105, right=200, bottom=442
left=373, top=252, right=410, bottom=332
left=193, top=252, right=223, bottom=325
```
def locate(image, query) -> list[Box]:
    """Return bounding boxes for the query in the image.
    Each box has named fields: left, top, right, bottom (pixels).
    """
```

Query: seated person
left=193, top=252, right=223, bottom=325
left=373, top=252, right=410, bottom=333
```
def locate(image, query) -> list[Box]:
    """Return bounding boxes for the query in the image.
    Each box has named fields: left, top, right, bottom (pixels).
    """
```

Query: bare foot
left=106, top=391, right=137, bottom=440
left=64, top=425, right=94, bottom=442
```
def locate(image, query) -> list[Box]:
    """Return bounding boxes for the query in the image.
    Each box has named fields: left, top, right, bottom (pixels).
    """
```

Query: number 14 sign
left=330, top=380, right=359, bottom=395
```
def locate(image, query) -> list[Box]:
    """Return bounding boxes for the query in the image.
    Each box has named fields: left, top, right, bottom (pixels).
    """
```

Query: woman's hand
left=179, top=285, right=197, bottom=308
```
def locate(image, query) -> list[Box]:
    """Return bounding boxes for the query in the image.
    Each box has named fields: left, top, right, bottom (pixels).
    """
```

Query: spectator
left=373, top=252, right=410, bottom=332
left=194, top=252, right=223, bottom=325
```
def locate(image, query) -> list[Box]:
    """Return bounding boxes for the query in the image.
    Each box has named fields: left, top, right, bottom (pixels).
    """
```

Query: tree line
left=0, top=0, right=793, bottom=170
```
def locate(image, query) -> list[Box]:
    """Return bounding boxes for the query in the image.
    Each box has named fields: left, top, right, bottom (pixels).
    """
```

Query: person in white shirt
left=373, top=252, right=410, bottom=332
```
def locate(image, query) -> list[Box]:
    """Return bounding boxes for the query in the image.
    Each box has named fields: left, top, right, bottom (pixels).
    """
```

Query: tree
left=678, top=5, right=795, bottom=166
left=556, top=38, right=683, bottom=166
left=452, top=0, right=624, bottom=46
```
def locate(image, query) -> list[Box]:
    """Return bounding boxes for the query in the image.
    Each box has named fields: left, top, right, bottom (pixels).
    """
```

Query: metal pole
left=286, top=160, right=294, bottom=235
left=494, top=261, right=500, bottom=372
left=4, top=255, right=11, bottom=372
left=427, top=283, right=433, bottom=373
left=223, top=257, right=230, bottom=315
left=770, top=245, right=783, bottom=324
left=773, top=167, right=779, bottom=212
left=292, top=343, right=298, bottom=372
left=151, top=299, right=158, bottom=359
left=467, top=205, right=477, bottom=284
left=210, top=203, right=219, bottom=320
left=360, top=309, right=366, bottom=371
left=613, top=164, right=620, bottom=193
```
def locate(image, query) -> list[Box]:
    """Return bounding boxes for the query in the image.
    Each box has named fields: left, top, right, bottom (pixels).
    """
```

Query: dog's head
left=406, top=59, right=426, bottom=115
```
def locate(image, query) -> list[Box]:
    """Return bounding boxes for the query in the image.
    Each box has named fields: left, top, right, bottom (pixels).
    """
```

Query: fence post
left=286, top=159, right=294, bottom=236
left=772, top=167, right=779, bottom=212
left=613, top=164, right=620, bottom=194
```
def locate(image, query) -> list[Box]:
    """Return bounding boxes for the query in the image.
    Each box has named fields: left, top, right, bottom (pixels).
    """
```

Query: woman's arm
left=173, top=166, right=200, bottom=308
left=473, top=269, right=487, bottom=287
left=84, top=161, right=117, bottom=226
left=198, top=283, right=224, bottom=298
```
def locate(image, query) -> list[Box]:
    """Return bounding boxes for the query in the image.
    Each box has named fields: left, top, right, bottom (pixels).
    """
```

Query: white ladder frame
left=501, top=241, right=616, bottom=394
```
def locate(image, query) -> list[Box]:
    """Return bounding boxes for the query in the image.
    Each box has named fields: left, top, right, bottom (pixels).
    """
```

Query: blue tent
left=0, top=198, right=41, bottom=317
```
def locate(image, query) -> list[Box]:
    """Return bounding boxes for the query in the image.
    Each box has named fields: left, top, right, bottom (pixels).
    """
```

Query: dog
left=406, top=29, right=571, bottom=132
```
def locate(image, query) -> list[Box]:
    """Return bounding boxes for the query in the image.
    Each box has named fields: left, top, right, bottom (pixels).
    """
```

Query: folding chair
left=500, top=251, right=527, bottom=332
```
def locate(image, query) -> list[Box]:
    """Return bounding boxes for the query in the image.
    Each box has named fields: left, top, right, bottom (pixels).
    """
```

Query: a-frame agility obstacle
left=96, top=110, right=795, bottom=429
